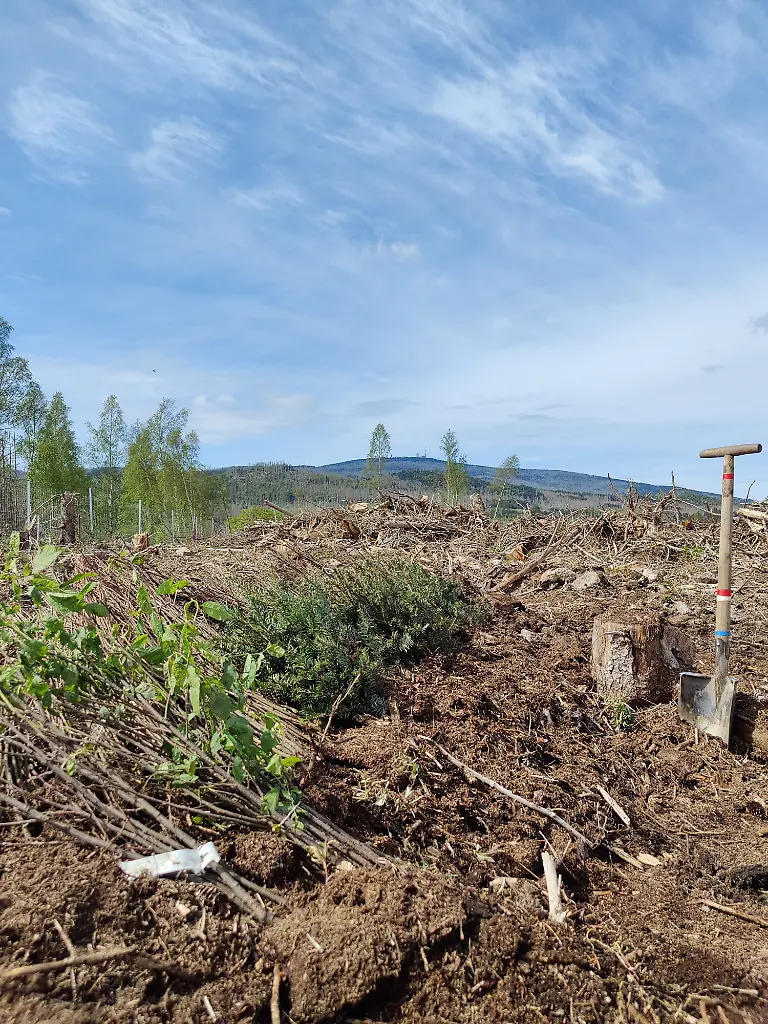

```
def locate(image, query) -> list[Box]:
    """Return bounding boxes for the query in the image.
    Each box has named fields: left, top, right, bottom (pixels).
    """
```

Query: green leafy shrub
left=0, top=536, right=300, bottom=815
left=227, top=505, right=283, bottom=531
left=223, top=556, right=486, bottom=720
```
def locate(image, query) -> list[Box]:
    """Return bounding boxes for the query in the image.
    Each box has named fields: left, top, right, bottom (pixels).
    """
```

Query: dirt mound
left=267, top=868, right=468, bottom=1022
left=0, top=841, right=274, bottom=1022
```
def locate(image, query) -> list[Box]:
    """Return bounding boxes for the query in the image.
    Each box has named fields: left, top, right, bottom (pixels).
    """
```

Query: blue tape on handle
left=715, top=630, right=731, bottom=637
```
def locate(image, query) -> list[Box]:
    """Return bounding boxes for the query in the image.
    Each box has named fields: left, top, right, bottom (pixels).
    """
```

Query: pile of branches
left=0, top=542, right=387, bottom=925
left=0, top=690, right=384, bottom=924
left=251, top=487, right=768, bottom=591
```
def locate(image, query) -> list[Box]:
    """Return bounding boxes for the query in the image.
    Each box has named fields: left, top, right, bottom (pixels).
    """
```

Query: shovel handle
left=700, top=443, right=762, bottom=458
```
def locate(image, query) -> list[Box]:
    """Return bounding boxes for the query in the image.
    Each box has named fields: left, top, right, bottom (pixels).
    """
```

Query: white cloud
left=65, top=0, right=300, bottom=92
left=230, top=183, right=303, bottom=211
left=363, top=239, right=420, bottom=261
left=130, top=118, right=223, bottom=183
left=29, top=352, right=313, bottom=446
left=190, top=393, right=313, bottom=444
left=430, top=54, right=663, bottom=203
left=7, top=76, right=113, bottom=182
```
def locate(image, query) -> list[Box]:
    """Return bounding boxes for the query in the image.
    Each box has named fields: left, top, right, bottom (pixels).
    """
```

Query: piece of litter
left=119, top=842, right=220, bottom=879
left=637, top=853, right=662, bottom=867
left=175, top=902, right=192, bottom=919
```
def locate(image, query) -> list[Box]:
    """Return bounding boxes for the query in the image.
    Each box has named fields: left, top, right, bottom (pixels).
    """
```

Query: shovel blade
left=678, top=672, right=735, bottom=744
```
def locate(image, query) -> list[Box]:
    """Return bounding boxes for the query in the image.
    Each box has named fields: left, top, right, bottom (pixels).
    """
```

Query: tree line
left=1, top=313, right=522, bottom=536
left=366, top=422, right=519, bottom=505
left=1, top=315, right=221, bottom=536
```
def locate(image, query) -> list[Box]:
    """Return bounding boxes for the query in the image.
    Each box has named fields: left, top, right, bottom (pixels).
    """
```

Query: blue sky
left=1, top=0, right=768, bottom=494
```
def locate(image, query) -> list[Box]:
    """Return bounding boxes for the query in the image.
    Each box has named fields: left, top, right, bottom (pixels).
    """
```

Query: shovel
left=678, top=442, right=762, bottom=744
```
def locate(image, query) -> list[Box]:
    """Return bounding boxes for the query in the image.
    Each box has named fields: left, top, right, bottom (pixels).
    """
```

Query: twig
left=300, top=674, right=360, bottom=786
left=416, top=736, right=593, bottom=849
left=0, top=945, right=198, bottom=984
left=271, top=963, right=282, bottom=1024
left=490, top=524, right=581, bottom=593
left=0, top=947, right=134, bottom=981
left=320, top=674, right=359, bottom=747
left=202, top=995, right=218, bottom=1021
left=52, top=920, right=76, bottom=958
left=701, top=900, right=768, bottom=929
left=52, top=919, right=77, bottom=1001
left=596, top=785, right=631, bottom=827
left=542, top=851, right=566, bottom=924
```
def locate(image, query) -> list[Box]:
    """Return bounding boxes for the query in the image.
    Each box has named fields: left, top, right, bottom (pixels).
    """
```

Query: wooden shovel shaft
left=714, top=454, right=734, bottom=677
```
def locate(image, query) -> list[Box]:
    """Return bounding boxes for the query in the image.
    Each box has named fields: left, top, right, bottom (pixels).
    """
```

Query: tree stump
left=591, top=612, right=695, bottom=704
left=733, top=694, right=768, bottom=753
left=59, top=493, right=77, bottom=546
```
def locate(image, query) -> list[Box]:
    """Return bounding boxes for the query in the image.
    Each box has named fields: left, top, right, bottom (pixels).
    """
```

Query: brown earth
left=2, top=499, right=768, bottom=1022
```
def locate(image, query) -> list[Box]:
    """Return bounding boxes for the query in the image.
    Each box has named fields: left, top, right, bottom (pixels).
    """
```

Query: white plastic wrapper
left=119, top=841, right=220, bottom=879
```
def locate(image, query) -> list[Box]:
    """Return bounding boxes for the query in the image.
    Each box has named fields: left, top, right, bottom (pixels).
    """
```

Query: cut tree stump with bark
left=733, top=693, right=768, bottom=753
left=591, top=611, right=696, bottom=704
left=59, top=493, right=77, bottom=546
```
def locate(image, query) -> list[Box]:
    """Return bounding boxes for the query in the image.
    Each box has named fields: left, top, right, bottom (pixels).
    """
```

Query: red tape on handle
left=717, top=589, right=732, bottom=597
left=723, top=473, right=734, bottom=480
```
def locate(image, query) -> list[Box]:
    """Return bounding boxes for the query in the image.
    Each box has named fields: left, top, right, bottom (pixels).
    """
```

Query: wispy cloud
left=5, top=0, right=768, bottom=493
left=6, top=75, right=113, bottom=183
left=354, top=398, right=416, bottom=417
left=189, top=392, right=313, bottom=444
left=129, top=117, right=223, bottom=182
left=430, top=52, right=663, bottom=203
left=362, top=239, right=420, bottom=261
left=230, top=183, right=303, bottom=211
left=64, top=0, right=300, bottom=92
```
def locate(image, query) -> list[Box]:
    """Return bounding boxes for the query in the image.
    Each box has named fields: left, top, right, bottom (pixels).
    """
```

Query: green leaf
left=265, top=643, right=286, bottom=659
left=202, top=601, right=236, bottom=622
left=44, top=591, right=83, bottom=615
left=209, top=688, right=235, bottom=721
left=136, top=585, right=153, bottom=617
left=32, top=545, right=61, bottom=573
left=227, top=715, right=254, bottom=743
left=243, top=653, right=260, bottom=686
left=61, top=664, right=79, bottom=688
left=260, top=727, right=279, bottom=756
left=221, top=661, right=237, bottom=690
left=261, top=788, right=281, bottom=815
left=232, top=756, right=246, bottom=783
left=156, top=578, right=190, bottom=596
left=281, top=755, right=302, bottom=769
left=186, top=664, right=202, bottom=718
left=83, top=603, right=109, bottom=617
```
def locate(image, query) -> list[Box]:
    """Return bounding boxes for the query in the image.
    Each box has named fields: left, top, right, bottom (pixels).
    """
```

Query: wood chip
left=637, top=853, right=663, bottom=867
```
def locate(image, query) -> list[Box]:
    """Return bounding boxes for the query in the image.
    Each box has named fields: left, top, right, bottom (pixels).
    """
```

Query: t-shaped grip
left=700, top=443, right=762, bottom=458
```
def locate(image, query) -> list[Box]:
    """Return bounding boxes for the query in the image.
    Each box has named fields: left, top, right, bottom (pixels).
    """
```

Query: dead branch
left=271, top=963, right=282, bottom=1024
left=701, top=900, right=768, bottom=929
left=416, top=736, right=594, bottom=849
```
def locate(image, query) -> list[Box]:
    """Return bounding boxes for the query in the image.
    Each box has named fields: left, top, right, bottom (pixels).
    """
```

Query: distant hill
left=310, top=457, right=699, bottom=498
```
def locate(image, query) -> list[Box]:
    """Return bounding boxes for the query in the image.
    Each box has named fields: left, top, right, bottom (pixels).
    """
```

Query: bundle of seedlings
left=0, top=537, right=385, bottom=921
